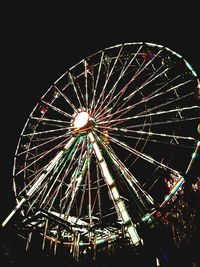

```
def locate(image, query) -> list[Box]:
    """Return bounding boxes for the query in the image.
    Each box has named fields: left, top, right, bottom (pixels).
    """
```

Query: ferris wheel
left=2, top=42, right=200, bottom=261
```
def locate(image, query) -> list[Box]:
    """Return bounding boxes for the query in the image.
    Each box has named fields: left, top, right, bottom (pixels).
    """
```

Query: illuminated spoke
left=139, top=89, right=193, bottom=116
left=54, top=84, right=78, bottom=112
left=90, top=51, right=105, bottom=113
left=18, top=133, right=70, bottom=157
left=95, top=46, right=124, bottom=110
left=126, top=116, right=200, bottom=129
left=17, top=167, right=46, bottom=196
left=105, top=45, right=144, bottom=107
left=96, top=74, right=185, bottom=122
left=95, top=47, right=164, bottom=119
left=98, top=105, right=200, bottom=125
left=22, top=126, right=69, bottom=137
left=84, top=60, right=89, bottom=109
left=60, top=140, right=87, bottom=215
left=44, top=141, right=82, bottom=211
left=16, top=136, right=73, bottom=176
left=123, top=65, right=170, bottom=103
left=96, top=128, right=180, bottom=175
left=99, top=125, right=196, bottom=142
left=41, top=100, right=72, bottom=119
left=68, top=71, right=84, bottom=108
left=107, top=131, right=195, bottom=150
left=30, top=116, right=69, bottom=125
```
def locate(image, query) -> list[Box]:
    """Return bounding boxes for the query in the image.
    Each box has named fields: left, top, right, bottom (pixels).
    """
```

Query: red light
left=143, top=51, right=154, bottom=61
left=85, top=61, right=93, bottom=74
left=39, top=105, right=48, bottom=114
left=101, top=131, right=110, bottom=144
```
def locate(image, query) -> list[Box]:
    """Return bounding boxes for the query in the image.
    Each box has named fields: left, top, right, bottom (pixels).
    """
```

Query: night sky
left=0, top=3, right=199, bottom=266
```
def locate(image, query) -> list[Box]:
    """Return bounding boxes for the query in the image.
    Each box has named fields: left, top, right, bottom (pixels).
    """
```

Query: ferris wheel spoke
left=63, top=146, right=90, bottom=218
left=103, top=126, right=196, bottom=142
left=94, top=54, right=144, bottom=118
left=147, top=75, right=183, bottom=99
left=41, top=100, right=72, bottom=119
left=123, top=65, right=170, bottom=103
left=86, top=138, right=93, bottom=226
left=33, top=122, right=68, bottom=130
left=30, top=130, right=71, bottom=143
left=97, top=135, right=141, bottom=188
left=121, top=47, right=164, bottom=89
left=96, top=163, right=102, bottom=222
left=102, top=132, right=180, bottom=175
left=90, top=51, right=105, bottom=113
left=89, top=131, right=141, bottom=245
left=97, top=105, right=200, bottom=126
left=68, top=72, right=84, bottom=108
left=22, top=126, right=70, bottom=137
left=86, top=63, right=95, bottom=112
left=25, top=185, right=48, bottom=214
left=98, top=140, right=155, bottom=213
left=16, top=136, right=74, bottom=176
left=38, top=155, right=73, bottom=209
left=100, top=89, right=194, bottom=127
left=44, top=164, right=77, bottom=212
left=42, top=140, right=83, bottom=211
left=95, top=127, right=145, bottom=170
left=97, top=112, right=200, bottom=130
left=76, top=176, right=87, bottom=220
left=105, top=45, right=144, bottom=104
left=95, top=51, right=104, bottom=90
left=97, top=101, right=140, bottom=122
left=103, top=66, right=170, bottom=122
left=3, top=136, right=78, bottom=228
left=53, top=84, right=78, bottom=113
left=18, top=133, right=69, bottom=157
left=60, top=141, right=88, bottom=215
left=27, top=168, right=65, bottom=213
left=94, top=46, right=125, bottom=112
left=141, top=79, right=193, bottom=109
left=109, top=132, right=196, bottom=150
left=96, top=74, right=186, bottom=122
left=124, top=116, right=200, bottom=129
left=84, top=58, right=97, bottom=112
left=94, top=48, right=165, bottom=119
left=138, top=89, right=194, bottom=116
left=30, top=116, right=69, bottom=125
left=93, top=45, right=143, bottom=118
left=136, top=105, right=199, bottom=119
left=17, top=167, right=46, bottom=197
left=21, top=139, right=66, bottom=162
left=84, top=60, right=89, bottom=109
left=92, top=58, right=112, bottom=115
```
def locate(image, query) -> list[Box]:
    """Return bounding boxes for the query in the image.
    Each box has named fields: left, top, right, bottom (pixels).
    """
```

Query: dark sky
left=1, top=3, right=199, bottom=221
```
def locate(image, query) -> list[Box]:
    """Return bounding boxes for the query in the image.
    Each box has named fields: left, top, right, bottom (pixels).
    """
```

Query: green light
left=142, top=213, right=151, bottom=222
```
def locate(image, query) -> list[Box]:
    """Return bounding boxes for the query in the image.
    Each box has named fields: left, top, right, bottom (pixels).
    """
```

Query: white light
left=127, top=225, right=141, bottom=245
left=74, top=112, right=89, bottom=128
left=156, top=257, right=160, bottom=266
left=111, top=187, right=120, bottom=200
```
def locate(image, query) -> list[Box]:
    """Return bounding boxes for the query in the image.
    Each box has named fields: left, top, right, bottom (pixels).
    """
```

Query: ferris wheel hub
left=73, top=111, right=90, bottom=129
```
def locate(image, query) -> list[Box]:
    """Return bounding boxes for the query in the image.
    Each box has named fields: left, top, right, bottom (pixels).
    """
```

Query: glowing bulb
left=197, top=124, right=200, bottom=134
left=74, top=112, right=89, bottom=128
